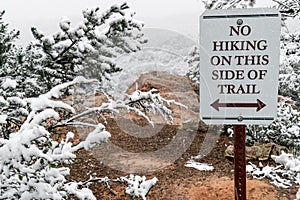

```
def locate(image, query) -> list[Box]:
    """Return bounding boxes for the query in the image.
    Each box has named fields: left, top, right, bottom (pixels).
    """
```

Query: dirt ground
left=67, top=117, right=298, bottom=200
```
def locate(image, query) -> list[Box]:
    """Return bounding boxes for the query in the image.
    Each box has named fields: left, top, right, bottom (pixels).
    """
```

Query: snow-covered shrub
left=202, top=0, right=255, bottom=10
left=58, top=87, right=184, bottom=129
left=248, top=152, right=300, bottom=197
left=247, top=157, right=294, bottom=189
left=27, top=2, right=146, bottom=94
left=273, top=0, right=300, bottom=18
left=247, top=97, right=300, bottom=149
left=0, top=76, right=181, bottom=199
left=70, top=174, right=158, bottom=200
left=278, top=31, right=300, bottom=107
left=0, top=77, right=101, bottom=199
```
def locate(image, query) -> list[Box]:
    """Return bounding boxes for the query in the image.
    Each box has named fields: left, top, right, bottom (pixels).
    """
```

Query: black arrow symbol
left=210, top=99, right=266, bottom=112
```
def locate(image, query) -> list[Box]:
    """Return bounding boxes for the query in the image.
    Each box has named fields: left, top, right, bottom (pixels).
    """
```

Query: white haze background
left=1, top=0, right=298, bottom=45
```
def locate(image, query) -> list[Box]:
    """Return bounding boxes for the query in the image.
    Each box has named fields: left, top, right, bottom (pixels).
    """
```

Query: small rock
left=225, top=143, right=288, bottom=161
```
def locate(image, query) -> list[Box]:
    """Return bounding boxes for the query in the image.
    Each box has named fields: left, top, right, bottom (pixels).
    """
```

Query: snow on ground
left=185, top=160, right=214, bottom=171
left=247, top=151, right=300, bottom=198
left=118, top=175, right=158, bottom=200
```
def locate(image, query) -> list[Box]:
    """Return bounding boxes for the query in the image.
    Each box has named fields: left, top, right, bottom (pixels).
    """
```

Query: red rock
left=125, top=71, right=199, bottom=125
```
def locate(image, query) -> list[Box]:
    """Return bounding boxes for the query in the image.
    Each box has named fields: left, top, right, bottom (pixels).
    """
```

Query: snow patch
left=185, top=160, right=214, bottom=171
left=120, top=175, right=158, bottom=200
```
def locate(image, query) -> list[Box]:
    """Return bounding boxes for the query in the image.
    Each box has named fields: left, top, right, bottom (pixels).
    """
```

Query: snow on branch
left=29, top=2, right=146, bottom=93
left=66, top=174, right=158, bottom=200
left=126, top=88, right=187, bottom=123
left=42, top=76, right=97, bottom=99
left=273, top=0, right=300, bottom=18
left=0, top=76, right=115, bottom=198
left=185, top=46, right=200, bottom=84
left=59, top=88, right=187, bottom=130
left=202, top=0, right=255, bottom=10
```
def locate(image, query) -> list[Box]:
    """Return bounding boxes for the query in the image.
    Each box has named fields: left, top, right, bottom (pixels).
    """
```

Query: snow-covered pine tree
left=185, top=46, right=200, bottom=84
left=0, top=2, right=148, bottom=140
left=28, top=2, right=146, bottom=94
left=273, top=0, right=300, bottom=18
left=279, top=30, right=300, bottom=107
left=0, top=43, right=42, bottom=138
left=0, top=11, right=30, bottom=139
left=0, top=10, right=20, bottom=71
left=273, top=0, right=300, bottom=107
left=0, top=13, right=35, bottom=98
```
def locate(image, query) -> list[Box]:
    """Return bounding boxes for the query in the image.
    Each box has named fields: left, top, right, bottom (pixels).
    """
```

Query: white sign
left=199, top=8, right=281, bottom=125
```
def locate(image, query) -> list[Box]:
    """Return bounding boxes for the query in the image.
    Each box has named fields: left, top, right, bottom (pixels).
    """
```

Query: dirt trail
left=187, top=177, right=280, bottom=200
left=68, top=120, right=297, bottom=199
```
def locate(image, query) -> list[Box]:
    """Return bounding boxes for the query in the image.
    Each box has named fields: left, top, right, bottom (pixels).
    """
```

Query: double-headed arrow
left=210, top=99, right=266, bottom=112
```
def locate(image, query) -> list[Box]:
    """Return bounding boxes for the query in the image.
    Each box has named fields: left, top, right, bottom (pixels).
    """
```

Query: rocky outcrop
left=125, top=71, right=200, bottom=126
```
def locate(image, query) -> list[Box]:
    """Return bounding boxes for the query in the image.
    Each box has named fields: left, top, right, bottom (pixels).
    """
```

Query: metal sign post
left=199, top=8, right=281, bottom=200
left=234, top=125, right=246, bottom=200
left=199, top=8, right=281, bottom=125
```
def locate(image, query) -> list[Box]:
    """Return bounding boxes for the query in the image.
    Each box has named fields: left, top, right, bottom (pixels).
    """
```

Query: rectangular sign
left=199, top=8, right=281, bottom=125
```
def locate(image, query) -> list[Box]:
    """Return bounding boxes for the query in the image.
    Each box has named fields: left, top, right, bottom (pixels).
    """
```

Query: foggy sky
left=1, top=0, right=294, bottom=45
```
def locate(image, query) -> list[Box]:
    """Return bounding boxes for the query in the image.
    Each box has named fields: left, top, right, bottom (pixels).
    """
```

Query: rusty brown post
left=234, top=125, right=246, bottom=200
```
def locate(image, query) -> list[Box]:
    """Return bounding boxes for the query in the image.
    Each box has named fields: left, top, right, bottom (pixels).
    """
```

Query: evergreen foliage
left=0, top=11, right=20, bottom=70
left=185, top=46, right=200, bottom=84
left=202, top=0, right=255, bottom=9
left=28, top=3, right=146, bottom=94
